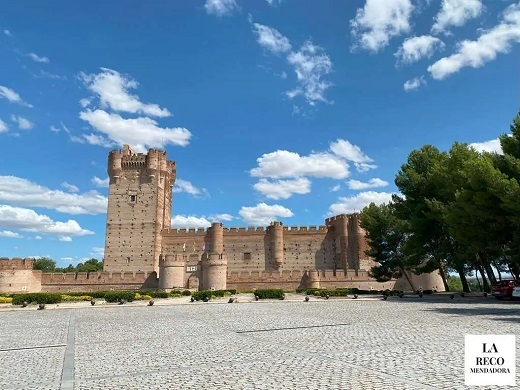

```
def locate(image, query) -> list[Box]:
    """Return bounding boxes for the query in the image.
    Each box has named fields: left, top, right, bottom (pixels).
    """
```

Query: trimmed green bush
left=181, top=290, right=192, bottom=296
left=103, top=291, right=135, bottom=303
left=192, top=290, right=212, bottom=301
left=12, top=293, right=62, bottom=305
left=253, top=289, right=285, bottom=299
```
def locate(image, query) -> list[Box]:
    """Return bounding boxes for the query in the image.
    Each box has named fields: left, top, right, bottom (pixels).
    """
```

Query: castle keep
left=0, top=146, right=444, bottom=293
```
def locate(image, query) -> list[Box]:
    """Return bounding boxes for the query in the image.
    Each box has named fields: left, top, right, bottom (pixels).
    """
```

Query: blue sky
left=0, top=0, right=519, bottom=267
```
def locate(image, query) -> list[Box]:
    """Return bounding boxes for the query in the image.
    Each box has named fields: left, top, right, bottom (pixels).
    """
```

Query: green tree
left=359, top=202, right=416, bottom=291
left=76, top=258, right=103, bottom=273
left=32, top=257, right=57, bottom=272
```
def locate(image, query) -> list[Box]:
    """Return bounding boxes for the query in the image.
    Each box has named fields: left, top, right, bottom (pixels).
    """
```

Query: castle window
left=243, top=252, right=251, bottom=261
left=130, top=195, right=136, bottom=203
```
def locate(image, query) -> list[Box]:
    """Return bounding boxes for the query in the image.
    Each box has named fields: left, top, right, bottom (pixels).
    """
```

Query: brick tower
left=103, top=145, right=175, bottom=274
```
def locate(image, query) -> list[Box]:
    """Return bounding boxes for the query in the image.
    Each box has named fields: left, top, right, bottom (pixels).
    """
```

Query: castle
left=0, top=146, right=444, bottom=294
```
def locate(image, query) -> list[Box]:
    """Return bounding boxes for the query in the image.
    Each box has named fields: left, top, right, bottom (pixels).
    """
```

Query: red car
left=491, top=279, right=520, bottom=299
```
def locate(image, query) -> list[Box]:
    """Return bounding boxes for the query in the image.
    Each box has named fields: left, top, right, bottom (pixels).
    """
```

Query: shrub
left=0, top=296, right=13, bottom=303
left=12, top=293, right=62, bottom=305
left=253, top=289, right=285, bottom=299
left=182, top=290, right=192, bottom=296
left=192, top=290, right=212, bottom=301
left=103, top=291, right=135, bottom=303
left=61, top=295, right=92, bottom=302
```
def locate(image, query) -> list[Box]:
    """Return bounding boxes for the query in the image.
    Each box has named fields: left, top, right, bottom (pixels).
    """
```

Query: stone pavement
left=0, top=296, right=519, bottom=389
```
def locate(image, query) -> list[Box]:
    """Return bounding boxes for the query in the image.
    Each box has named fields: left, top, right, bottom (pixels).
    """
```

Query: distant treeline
left=32, top=257, right=103, bottom=273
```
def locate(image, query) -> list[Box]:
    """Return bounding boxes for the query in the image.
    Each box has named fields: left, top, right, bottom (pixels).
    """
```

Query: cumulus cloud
left=80, top=68, right=171, bottom=117
left=0, top=85, right=32, bottom=107
left=347, top=178, right=389, bottom=190
left=395, top=35, right=445, bottom=64
left=253, top=178, right=311, bottom=200
left=329, top=191, right=393, bottom=215
left=28, top=52, right=50, bottom=63
left=432, top=0, right=483, bottom=34
left=329, top=139, right=373, bottom=164
left=210, top=213, right=234, bottom=222
left=10, top=115, right=34, bottom=130
left=428, top=3, right=520, bottom=80
left=91, top=247, right=105, bottom=258
left=404, top=76, right=427, bottom=91
left=0, top=176, right=107, bottom=214
left=204, top=0, right=238, bottom=17
left=350, top=0, right=414, bottom=52
left=251, top=150, right=349, bottom=179
left=171, top=215, right=212, bottom=228
left=59, top=236, right=72, bottom=242
left=469, top=138, right=503, bottom=154
left=0, top=205, right=94, bottom=236
left=239, top=203, right=293, bottom=225
left=91, top=176, right=109, bottom=188
left=173, top=179, right=209, bottom=198
left=252, top=23, right=292, bottom=54
left=0, top=118, right=8, bottom=134
left=286, top=41, right=333, bottom=106
left=0, top=230, right=22, bottom=238
left=79, top=109, right=191, bottom=153
left=61, top=182, right=79, bottom=193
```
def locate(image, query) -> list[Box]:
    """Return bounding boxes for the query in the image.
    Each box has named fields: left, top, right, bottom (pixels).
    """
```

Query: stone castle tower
left=103, top=145, right=175, bottom=274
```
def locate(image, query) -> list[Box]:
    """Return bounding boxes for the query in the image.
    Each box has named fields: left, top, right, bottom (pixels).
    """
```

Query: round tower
left=326, top=215, right=348, bottom=270
left=268, top=221, right=284, bottom=269
left=158, top=254, right=186, bottom=291
left=308, top=270, right=320, bottom=289
left=107, top=149, right=122, bottom=183
left=202, top=223, right=227, bottom=290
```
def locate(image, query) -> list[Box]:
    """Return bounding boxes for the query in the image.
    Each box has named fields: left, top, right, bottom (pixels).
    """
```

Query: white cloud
left=0, top=118, right=8, bottom=133
left=239, top=203, right=294, bottom=225
left=0, top=176, right=107, bottom=214
left=330, top=139, right=373, bottom=164
left=469, top=138, right=503, bottom=154
left=82, top=133, right=116, bottom=148
left=251, top=150, right=349, bottom=179
left=50, top=125, right=60, bottom=133
left=91, top=247, right=105, bottom=258
left=428, top=3, right=520, bottom=80
left=329, top=191, right=393, bottom=215
left=173, top=179, right=209, bottom=197
left=79, top=98, right=91, bottom=108
left=347, top=178, right=389, bottom=190
left=61, top=182, right=79, bottom=193
left=286, top=41, right=333, bottom=106
left=350, top=0, right=414, bottom=52
left=79, top=109, right=191, bottom=152
left=10, top=115, right=34, bottom=130
left=395, top=35, right=445, bottom=64
left=354, top=163, right=378, bottom=172
left=0, top=205, right=94, bottom=236
left=91, top=176, right=109, bottom=188
left=28, top=52, right=49, bottom=63
left=204, top=0, right=238, bottom=16
left=404, top=76, right=427, bottom=91
left=252, top=23, right=292, bottom=54
left=34, top=236, right=42, bottom=240
left=432, top=0, right=483, bottom=34
left=80, top=68, right=171, bottom=117
left=210, top=213, right=234, bottom=222
left=59, top=236, right=72, bottom=242
left=171, top=215, right=211, bottom=228
left=4, top=30, right=11, bottom=36
left=34, top=70, right=66, bottom=80
left=266, top=0, right=281, bottom=5
left=331, top=184, right=341, bottom=192
left=0, top=85, right=32, bottom=107
left=0, top=230, right=22, bottom=238
left=253, top=178, right=311, bottom=200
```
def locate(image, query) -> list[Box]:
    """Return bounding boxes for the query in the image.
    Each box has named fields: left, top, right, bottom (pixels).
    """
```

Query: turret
left=267, top=221, right=284, bottom=269
left=347, top=214, right=371, bottom=271
left=308, top=270, right=320, bottom=289
left=201, top=222, right=227, bottom=290
left=158, top=254, right=186, bottom=291
left=107, top=149, right=122, bottom=184
left=325, top=214, right=348, bottom=270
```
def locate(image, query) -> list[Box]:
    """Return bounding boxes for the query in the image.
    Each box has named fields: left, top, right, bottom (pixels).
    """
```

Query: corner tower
left=103, top=145, right=175, bottom=274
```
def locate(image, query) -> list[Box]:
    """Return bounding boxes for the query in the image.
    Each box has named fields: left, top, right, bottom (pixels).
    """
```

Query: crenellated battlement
left=0, top=257, right=34, bottom=270
left=325, top=213, right=350, bottom=226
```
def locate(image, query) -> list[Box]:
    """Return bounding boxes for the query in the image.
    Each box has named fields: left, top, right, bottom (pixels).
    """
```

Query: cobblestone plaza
left=1, top=296, right=519, bottom=390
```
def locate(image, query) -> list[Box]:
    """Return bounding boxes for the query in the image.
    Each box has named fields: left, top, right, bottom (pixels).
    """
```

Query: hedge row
left=12, top=293, right=62, bottom=305
left=253, top=289, right=285, bottom=299
left=191, top=289, right=237, bottom=301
